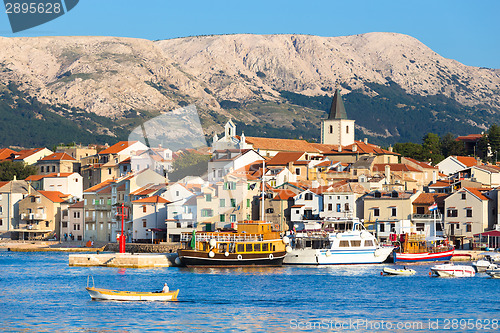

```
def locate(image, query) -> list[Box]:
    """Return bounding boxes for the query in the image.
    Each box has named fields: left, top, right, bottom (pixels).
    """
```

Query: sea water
left=1, top=251, right=499, bottom=332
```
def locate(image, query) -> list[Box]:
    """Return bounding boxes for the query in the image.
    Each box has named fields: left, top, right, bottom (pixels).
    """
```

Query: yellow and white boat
left=86, top=287, right=179, bottom=301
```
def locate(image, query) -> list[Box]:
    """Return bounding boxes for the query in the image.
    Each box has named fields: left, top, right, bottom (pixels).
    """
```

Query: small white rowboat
left=382, top=267, right=416, bottom=276
left=86, top=287, right=179, bottom=301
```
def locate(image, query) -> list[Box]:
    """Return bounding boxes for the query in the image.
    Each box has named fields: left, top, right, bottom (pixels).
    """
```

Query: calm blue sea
left=0, top=251, right=499, bottom=332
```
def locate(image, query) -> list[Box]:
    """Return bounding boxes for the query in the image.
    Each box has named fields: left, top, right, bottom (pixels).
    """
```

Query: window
left=379, top=223, right=385, bottom=232
left=254, top=244, right=261, bottom=252
left=219, top=214, right=225, bottom=222
left=73, top=224, right=77, bottom=230
left=346, top=126, right=349, bottom=134
left=246, top=244, right=252, bottom=252
left=201, top=209, right=213, bottom=217
left=262, top=243, right=269, bottom=251
left=237, top=244, right=244, bottom=252
left=295, top=168, right=301, bottom=176
left=0, top=206, right=2, bottom=214
left=230, top=215, right=236, bottom=222
left=436, top=223, right=443, bottom=231
left=0, top=219, right=3, bottom=226
left=339, top=240, right=349, bottom=247
left=295, top=210, right=299, bottom=214
left=205, top=194, right=212, bottom=202
left=219, top=199, right=225, bottom=207
left=246, top=199, right=251, bottom=208
left=447, top=209, right=458, bottom=217
left=231, top=199, right=236, bottom=207
left=364, top=240, right=374, bottom=247
left=416, top=223, right=425, bottom=232
left=328, top=203, right=332, bottom=211
left=374, top=208, right=380, bottom=217
left=40, top=166, right=44, bottom=172
left=52, top=166, right=56, bottom=172
left=351, top=240, right=361, bottom=247
left=142, top=219, right=147, bottom=227
left=143, top=206, right=147, bottom=213
left=344, top=203, right=350, bottom=212
left=224, top=182, right=236, bottom=190
left=175, top=191, right=179, bottom=197
left=391, top=208, right=397, bottom=217
left=466, top=224, right=472, bottom=232
left=304, top=193, right=313, bottom=201
left=336, top=204, right=341, bottom=212
left=466, top=209, right=472, bottom=218
left=266, top=208, right=274, bottom=214
left=461, top=193, right=466, bottom=200
left=456, top=223, right=460, bottom=230
left=108, top=168, right=112, bottom=175
left=329, top=125, right=333, bottom=134
left=62, top=222, right=68, bottom=228
left=45, top=221, right=49, bottom=227
left=416, top=207, right=425, bottom=214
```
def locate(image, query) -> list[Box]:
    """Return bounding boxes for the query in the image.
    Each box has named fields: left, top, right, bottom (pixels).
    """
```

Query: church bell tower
left=321, top=89, right=355, bottom=146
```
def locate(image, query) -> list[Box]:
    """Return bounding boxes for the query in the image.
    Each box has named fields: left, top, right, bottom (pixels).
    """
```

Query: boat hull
left=486, top=268, right=500, bottom=278
left=178, top=250, right=286, bottom=267
left=283, top=247, right=393, bottom=265
left=393, top=249, right=454, bottom=263
left=383, top=267, right=416, bottom=276
left=430, top=265, right=475, bottom=277
left=86, top=287, right=179, bottom=301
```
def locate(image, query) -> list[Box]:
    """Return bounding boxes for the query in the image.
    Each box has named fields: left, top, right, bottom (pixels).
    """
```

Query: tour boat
left=177, top=220, right=290, bottom=267
left=430, top=263, right=475, bottom=277
left=391, top=234, right=454, bottom=263
left=283, top=219, right=393, bottom=265
left=86, top=287, right=179, bottom=301
left=472, top=258, right=498, bottom=273
left=485, top=267, right=500, bottom=278
left=382, top=267, right=416, bottom=276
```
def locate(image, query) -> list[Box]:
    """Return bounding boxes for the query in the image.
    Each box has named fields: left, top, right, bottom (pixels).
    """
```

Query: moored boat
left=177, top=220, right=289, bottom=267
left=382, top=267, right=416, bottom=276
left=485, top=267, right=500, bottom=278
left=86, top=287, right=179, bottom=301
left=430, top=263, right=475, bottom=277
left=284, top=219, right=393, bottom=265
left=391, top=233, right=454, bottom=263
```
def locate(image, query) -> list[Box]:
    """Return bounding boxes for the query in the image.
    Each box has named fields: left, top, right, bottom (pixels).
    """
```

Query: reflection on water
left=1, top=252, right=499, bottom=332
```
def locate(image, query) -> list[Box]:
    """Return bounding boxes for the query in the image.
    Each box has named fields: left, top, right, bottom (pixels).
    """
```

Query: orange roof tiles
left=455, top=156, right=478, bottom=167
left=39, top=191, right=70, bottom=203
left=465, top=187, right=490, bottom=201
left=271, top=189, right=297, bottom=200
left=403, top=157, right=438, bottom=169
left=413, top=193, right=448, bottom=205
left=84, top=180, right=114, bottom=193
left=99, top=141, right=138, bottom=155
left=26, top=173, right=75, bottom=181
left=69, top=201, right=85, bottom=208
left=40, top=153, right=76, bottom=161
left=429, top=180, right=453, bottom=188
left=0, top=148, right=16, bottom=160
left=240, top=136, right=323, bottom=153
left=132, top=195, right=170, bottom=204
left=267, top=152, right=305, bottom=166
left=13, top=148, right=48, bottom=160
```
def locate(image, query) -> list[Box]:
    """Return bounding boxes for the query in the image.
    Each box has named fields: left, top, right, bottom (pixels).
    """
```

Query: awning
left=474, top=230, right=500, bottom=237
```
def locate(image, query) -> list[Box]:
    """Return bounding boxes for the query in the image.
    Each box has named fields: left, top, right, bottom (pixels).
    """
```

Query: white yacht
left=284, top=219, right=393, bottom=265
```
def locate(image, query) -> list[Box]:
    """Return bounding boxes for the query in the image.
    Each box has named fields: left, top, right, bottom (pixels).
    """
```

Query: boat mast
left=261, top=159, right=265, bottom=221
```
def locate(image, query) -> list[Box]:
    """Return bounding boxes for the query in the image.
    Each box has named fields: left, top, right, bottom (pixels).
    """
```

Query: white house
left=0, top=180, right=31, bottom=233
left=208, top=149, right=264, bottom=182
left=132, top=196, right=169, bottom=243
left=290, top=188, right=326, bottom=229
left=436, top=156, right=478, bottom=176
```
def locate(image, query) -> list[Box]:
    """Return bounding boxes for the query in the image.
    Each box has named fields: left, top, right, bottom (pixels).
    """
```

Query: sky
left=0, top=0, right=499, bottom=69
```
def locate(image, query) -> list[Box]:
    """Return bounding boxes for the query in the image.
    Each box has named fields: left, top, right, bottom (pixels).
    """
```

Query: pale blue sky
left=1, top=0, right=499, bottom=68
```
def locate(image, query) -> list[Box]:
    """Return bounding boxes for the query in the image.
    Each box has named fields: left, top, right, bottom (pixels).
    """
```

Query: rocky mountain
left=0, top=33, right=499, bottom=147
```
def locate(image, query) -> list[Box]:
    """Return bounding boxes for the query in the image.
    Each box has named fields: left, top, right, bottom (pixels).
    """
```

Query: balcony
left=21, top=213, right=47, bottom=220
left=412, top=213, right=442, bottom=220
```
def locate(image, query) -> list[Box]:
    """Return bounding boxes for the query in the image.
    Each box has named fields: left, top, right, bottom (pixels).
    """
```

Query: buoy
left=282, top=236, right=290, bottom=245
left=174, top=257, right=182, bottom=266
left=224, top=251, right=229, bottom=257
left=237, top=254, right=243, bottom=260
left=269, top=253, right=274, bottom=260
left=381, top=272, right=384, bottom=275
left=208, top=251, right=215, bottom=258
left=429, top=272, right=432, bottom=276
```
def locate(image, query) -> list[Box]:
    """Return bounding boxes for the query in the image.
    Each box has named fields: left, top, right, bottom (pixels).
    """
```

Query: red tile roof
left=13, top=148, right=48, bottom=161
left=39, top=191, right=70, bottom=203
left=239, top=136, right=324, bottom=153
left=413, top=193, right=448, bottom=205
left=69, top=201, right=85, bottom=208
left=40, top=153, right=76, bottom=161
left=26, top=173, right=75, bottom=181
left=403, top=157, right=438, bottom=169
left=373, top=164, right=421, bottom=172
left=455, top=156, right=478, bottom=167
left=99, top=141, right=138, bottom=155
left=271, top=189, right=297, bottom=200
left=267, top=152, right=305, bottom=166
left=132, top=195, right=170, bottom=204
left=0, top=148, right=16, bottom=161
left=456, top=134, right=483, bottom=142
left=465, top=187, right=489, bottom=201
left=322, top=141, right=399, bottom=156
left=84, top=180, right=114, bottom=193
left=429, top=180, right=453, bottom=188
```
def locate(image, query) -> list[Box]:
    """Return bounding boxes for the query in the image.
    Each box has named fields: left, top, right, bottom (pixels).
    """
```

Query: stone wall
left=104, top=242, right=181, bottom=253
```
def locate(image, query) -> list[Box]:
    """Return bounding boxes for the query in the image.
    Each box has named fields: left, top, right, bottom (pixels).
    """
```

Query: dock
left=68, top=252, right=178, bottom=268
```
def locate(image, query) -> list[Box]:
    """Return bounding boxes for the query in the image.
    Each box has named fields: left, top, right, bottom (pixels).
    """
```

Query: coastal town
left=0, top=90, right=499, bottom=254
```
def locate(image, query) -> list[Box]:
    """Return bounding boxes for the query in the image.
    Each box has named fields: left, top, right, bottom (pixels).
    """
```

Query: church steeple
left=327, top=89, right=347, bottom=120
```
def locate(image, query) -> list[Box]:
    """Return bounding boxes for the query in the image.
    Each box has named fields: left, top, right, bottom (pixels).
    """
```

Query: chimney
left=413, top=188, right=417, bottom=194
left=13, top=175, right=16, bottom=181
left=338, top=146, right=342, bottom=152
left=364, top=138, right=368, bottom=144
left=352, top=145, right=357, bottom=152
left=388, top=145, right=393, bottom=152
left=432, top=170, right=437, bottom=184
left=385, top=165, right=390, bottom=184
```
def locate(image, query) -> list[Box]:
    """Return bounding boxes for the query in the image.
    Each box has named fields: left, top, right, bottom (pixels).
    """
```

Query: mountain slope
left=0, top=33, right=499, bottom=147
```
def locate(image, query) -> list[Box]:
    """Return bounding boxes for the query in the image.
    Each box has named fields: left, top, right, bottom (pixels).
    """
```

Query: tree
left=0, top=161, right=37, bottom=181
left=393, top=142, right=426, bottom=161
left=440, top=133, right=464, bottom=157
left=422, top=133, right=444, bottom=164
left=168, top=151, right=211, bottom=182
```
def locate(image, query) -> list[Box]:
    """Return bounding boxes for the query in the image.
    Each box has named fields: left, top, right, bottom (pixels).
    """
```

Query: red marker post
left=117, top=203, right=127, bottom=253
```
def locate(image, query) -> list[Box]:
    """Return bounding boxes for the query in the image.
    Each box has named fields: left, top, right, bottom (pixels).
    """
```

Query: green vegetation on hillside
left=0, top=161, right=37, bottom=181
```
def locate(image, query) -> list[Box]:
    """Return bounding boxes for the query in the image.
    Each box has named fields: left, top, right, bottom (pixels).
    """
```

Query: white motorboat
left=382, top=267, right=416, bottom=276
left=284, top=219, right=393, bottom=265
left=485, top=267, right=500, bottom=278
left=472, top=259, right=498, bottom=273
left=430, top=263, right=475, bottom=277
